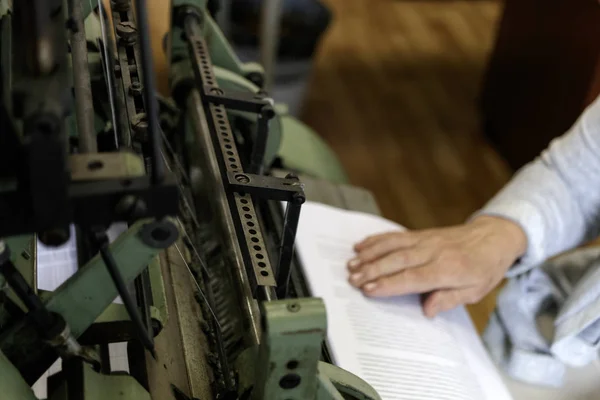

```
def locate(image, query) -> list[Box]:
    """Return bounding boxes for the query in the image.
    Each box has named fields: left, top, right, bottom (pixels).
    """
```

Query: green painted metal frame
left=49, top=361, right=151, bottom=400
left=254, top=298, right=326, bottom=400
left=0, top=218, right=178, bottom=383
left=253, top=298, right=381, bottom=400
left=0, top=350, right=37, bottom=400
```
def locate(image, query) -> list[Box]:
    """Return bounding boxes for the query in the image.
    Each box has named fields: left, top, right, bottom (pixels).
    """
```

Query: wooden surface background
left=142, top=0, right=510, bottom=332
left=301, top=0, right=510, bottom=332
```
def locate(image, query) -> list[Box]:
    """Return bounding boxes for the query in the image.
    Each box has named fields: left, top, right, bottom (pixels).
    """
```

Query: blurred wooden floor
left=300, top=0, right=511, bottom=331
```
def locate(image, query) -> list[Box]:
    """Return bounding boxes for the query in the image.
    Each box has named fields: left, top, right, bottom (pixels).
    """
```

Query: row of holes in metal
left=197, top=42, right=272, bottom=280
left=211, top=105, right=242, bottom=174
left=196, top=40, right=215, bottom=87
left=237, top=194, right=270, bottom=278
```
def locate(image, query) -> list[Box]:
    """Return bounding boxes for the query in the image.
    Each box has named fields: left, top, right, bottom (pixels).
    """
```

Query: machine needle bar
left=68, top=0, right=97, bottom=153
left=134, top=0, right=164, bottom=185
left=174, top=244, right=220, bottom=330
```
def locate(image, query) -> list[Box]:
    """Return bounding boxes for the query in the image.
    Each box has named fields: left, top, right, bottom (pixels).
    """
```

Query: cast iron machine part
left=0, top=1, right=383, bottom=399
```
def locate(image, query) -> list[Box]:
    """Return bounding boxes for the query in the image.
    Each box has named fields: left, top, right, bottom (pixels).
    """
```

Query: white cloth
left=484, top=247, right=600, bottom=387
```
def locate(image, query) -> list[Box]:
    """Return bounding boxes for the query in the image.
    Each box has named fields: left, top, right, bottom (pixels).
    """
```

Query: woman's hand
left=347, top=216, right=527, bottom=317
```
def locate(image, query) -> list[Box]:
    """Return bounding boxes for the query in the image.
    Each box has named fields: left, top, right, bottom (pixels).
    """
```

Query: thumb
left=422, top=287, right=482, bottom=318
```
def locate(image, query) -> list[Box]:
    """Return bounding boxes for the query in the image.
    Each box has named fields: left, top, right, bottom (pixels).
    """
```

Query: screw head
left=235, top=174, right=250, bottom=184
left=287, top=303, right=301, bottom=313
left=129, top=81, right=143, bottom=96
left=116, top=22, right=137, bottom=44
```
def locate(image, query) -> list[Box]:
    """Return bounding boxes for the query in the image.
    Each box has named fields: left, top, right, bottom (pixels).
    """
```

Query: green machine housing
left=0, top=0, right=382, bottom=399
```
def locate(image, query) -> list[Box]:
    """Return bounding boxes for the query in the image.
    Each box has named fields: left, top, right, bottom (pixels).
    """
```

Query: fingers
left=353, top=233, right=391, bottom=251
left=422, top=288, right=485, bottom=318
left=360, top=263, right=461, bottom=298
left=348, top=247, right=430, bottom=287
left=349, top=233, right=419, bottom=269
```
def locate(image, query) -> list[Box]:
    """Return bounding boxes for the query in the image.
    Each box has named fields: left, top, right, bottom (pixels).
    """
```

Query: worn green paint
left=0, top=0, right=9, bottom=18
left=148, top=256, right=168, bottom=326
left=94, top=303, right=162, bottom=327
left=0, top=235, right=36, bottom=315
left=318, top=362, right=381, bottom=400
left=0, top=350, right=37, bottom=400
left=254, top=298, right=326, bottom=400
left=5, top=234, right=35, bottom=288
left=278, top=116, right=349, bottom=183
left=204, top=15, right=263, bottom=78
left=46, top=218, right=174, bottom=337
left=49, top=362, right=151, bottom=400
left=317, top=366, right=345, bottom=400
left=0, top=218, right=176, bottom=366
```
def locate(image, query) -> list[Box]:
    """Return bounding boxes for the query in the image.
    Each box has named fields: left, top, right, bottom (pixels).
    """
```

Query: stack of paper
left=294, top=201, right=513, bottom=400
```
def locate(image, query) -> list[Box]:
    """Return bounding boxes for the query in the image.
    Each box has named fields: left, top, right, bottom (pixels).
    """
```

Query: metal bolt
left=116, top=22, right=137, bottom=45
left=114, top=64, right=122, bottom=77
left=287, top=303, right=301, bottom=313
left=209, top=88, right=223, bottom=95
left=235, top=174, right=250, bottom=184
left=131, top=113, right=148, bottom=135
left=292, top=192, right=306, bottom=205
left=129, top=81, right=143, bottom=96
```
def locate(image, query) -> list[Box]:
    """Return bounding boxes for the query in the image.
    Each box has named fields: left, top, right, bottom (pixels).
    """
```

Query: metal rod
left=0, top=249, right=53, bottom=329
left=276, top=200, right=302, bottom=298
left=98, top=2, right=129, bottom=148
left=249, top=107, right=273, bottom=175
left=187, top=89, right=260, bottom=346
left=96, top=235, right=156, bottom=358
left=68, top=0, right=97, bottom=153
left=259, top=0, right=283, bottom=92
left=262, top=286, right=276, bottom=302
left=134, top=0, right=164, bottom=184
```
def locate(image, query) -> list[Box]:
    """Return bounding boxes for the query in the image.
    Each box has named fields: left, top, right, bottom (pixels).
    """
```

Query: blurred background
left=148, top=0, right=600, bottom=330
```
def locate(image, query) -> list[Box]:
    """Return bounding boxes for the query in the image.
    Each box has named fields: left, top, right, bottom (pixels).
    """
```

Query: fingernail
left=348, top=258, right=360, bottom=269
left=363, top=281, right=378, bottom=291
left=349, top=272, right=363, bottom=283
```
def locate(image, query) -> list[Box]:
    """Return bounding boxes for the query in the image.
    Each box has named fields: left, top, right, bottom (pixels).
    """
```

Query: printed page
left=294, top=201, right=513, bottom=400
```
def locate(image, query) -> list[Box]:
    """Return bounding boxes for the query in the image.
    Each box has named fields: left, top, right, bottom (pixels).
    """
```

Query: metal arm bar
left=0, top=217, right=179, bottom=384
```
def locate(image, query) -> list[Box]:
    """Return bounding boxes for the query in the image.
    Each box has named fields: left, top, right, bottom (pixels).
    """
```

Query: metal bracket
left=227, top=172, right=304, bottom=202
left=69, top=152, right=146, bottom=181
left=203, top=86, right=271, bottom=114
left=254, top=298, right=326, bottom=400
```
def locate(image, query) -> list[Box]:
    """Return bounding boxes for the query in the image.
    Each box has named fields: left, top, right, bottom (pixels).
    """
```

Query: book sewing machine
left=0, top=0, right=384, bottom=399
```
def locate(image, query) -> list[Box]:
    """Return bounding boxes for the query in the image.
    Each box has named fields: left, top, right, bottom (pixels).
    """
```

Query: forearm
left=476, top=95, right=600, bottom=275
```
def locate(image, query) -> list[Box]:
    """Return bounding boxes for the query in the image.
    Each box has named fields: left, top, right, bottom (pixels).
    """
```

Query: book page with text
left=294, top=201, right=513, bottom=400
